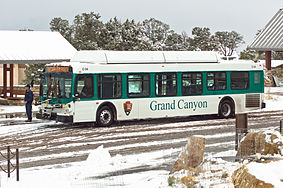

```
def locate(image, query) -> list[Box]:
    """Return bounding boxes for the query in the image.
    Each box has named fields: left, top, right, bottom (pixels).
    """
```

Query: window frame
left=230, top=71, right=249, bottom=90
left=97, top=74, right=122, bottom=99
left=155, top=73, right=177, bottom=97
left=74, top=74, right=94, bottom=99
left=181, top=72, right=203, bottom=96
left=254, top=72, right=261, bottom=84
left=127, top=73, right=150, bottom=98
left=207, top=72, right=227, bottom=91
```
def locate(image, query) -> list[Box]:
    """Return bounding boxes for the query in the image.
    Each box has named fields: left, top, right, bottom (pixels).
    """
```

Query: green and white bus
left=36, top=51, right=265, bottom=126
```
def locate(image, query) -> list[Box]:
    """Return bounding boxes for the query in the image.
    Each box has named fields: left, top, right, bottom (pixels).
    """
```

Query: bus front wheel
left=96, top=106, right=114, bottom=126
left=219, top=100, right=234, bottom=118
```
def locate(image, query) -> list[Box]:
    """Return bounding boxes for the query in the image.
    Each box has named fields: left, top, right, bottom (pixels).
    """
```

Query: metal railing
left=0, top=146, right=19, bottom=181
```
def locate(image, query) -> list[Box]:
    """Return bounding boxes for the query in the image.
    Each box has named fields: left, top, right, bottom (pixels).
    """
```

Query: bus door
left=73, top=74, right=95, bottom=122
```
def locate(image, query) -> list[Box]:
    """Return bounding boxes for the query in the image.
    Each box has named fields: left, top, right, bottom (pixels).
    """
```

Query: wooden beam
left=10, top=64, right=14, bottom=97
left=3, top=64, right=7, bottom=98
left=265, top=51, right=271, bottom=70
left=2, top=64, right=15, bottom=98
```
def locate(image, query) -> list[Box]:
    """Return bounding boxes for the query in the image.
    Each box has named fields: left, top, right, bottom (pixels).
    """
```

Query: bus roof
left=70, top=50, right=220, bottom=64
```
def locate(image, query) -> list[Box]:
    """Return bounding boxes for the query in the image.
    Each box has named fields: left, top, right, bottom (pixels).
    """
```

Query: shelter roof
left=249, top=9, right=283, bottom=51
left=0, top=31, right=77, bottom=64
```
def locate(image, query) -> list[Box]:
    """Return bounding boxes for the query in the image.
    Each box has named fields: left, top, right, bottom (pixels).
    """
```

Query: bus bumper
left=56, top=115, right=73, bottom=123
left=36, top=112, right=57, bottom=120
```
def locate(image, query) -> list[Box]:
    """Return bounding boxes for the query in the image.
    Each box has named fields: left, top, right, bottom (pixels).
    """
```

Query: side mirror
left=73, top=93, right=80, bottom=103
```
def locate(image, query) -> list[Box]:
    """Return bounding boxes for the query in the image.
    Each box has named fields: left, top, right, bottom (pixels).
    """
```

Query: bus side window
left=231, top=72, right=249, bottom=90
left=74, top=75, right=94, bottom=98
left=155, top=73, right=177, bottom=96
left=182, top=72, right=202, bottom=95
left=207, top=72, right=226, bottom=91
left=128, top=74, right=150, bottom=98
left=98, top=74, right=122, bottom=99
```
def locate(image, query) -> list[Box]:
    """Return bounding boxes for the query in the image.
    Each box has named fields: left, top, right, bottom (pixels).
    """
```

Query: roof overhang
left=0, top=31, right=77, bottom=64
left=0, top=59, right=70, bottom=64
left=249, top=9, right=283, bottom=51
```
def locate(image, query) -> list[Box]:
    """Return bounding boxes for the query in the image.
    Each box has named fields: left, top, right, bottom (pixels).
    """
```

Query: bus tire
left=219, top=100, right=234, bottom=118
left=96, top=106, right=114, bottom=126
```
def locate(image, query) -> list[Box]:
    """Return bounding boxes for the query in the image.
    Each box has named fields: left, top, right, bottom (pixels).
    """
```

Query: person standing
left=24, top=84, right=34, bottom=122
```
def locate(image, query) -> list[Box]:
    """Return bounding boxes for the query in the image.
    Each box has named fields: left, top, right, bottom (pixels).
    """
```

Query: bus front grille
left=245, top=94, right=260, bottom=108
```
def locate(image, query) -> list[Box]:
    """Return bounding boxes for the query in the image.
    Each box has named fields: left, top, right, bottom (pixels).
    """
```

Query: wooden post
left=265, top=51, right=271, bottom=71
left=235, top=113, right=248, bottom=150
left=3, top=64, right=7, bottom=98
left=10, top=64, right=14, bottom=97
left=280, top=120, right=282, bottom=133
left=2, top=64, right=14, bottom=98
left=7, top=146, right=10, bottom=178
left=16, top=149, right=19, bottom=181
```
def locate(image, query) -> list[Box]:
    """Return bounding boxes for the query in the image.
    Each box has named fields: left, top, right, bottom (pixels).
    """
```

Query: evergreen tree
left=23, top=64, right=45, bottom=85
left=214, top=31, right=244, bottom=56
left=48, top=12, right=246, bottom=54
left=49, top=17, right=73, bottom=42
left=142, top=18, right=172, bottom=50
left=189, top=27, right=217, bottom=51
left=103, top=17, right=123, bottom=50
left=72, top=12, right=103, bottom=50
left=239, top=48, right=264, bottom=60
left=273, top=52, right=283, bottom=60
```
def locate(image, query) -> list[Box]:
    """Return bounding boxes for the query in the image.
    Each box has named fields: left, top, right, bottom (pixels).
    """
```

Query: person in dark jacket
left=24, top=84, right=34, bottom=122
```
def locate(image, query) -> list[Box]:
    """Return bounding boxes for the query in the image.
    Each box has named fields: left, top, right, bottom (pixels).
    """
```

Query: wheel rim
left=221, top=103, right=231, bottom=117
left=99, top=109, right=112, bottom=125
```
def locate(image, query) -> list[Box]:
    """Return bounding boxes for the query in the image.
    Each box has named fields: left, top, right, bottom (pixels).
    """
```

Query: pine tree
left=214, top=31, right=244, bottom=56
left=71, top=12, right=103, bottom=50
left=50, top=17, right=73, bottom=43
left=142, top=18, right=172, bottom=50
left=189, top=27, right=218, bottom=51
left=23, top=64, right=45, bottom=85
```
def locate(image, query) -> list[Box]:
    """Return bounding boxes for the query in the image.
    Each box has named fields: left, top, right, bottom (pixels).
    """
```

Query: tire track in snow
left=0, top=110, right=281, bottom=169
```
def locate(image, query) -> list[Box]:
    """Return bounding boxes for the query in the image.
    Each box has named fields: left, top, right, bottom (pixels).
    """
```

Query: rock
left=236, top=132, right=257, bottom=157
left=188, top=136, right=206, bottom=168
left=264, top=70, right=275, bottom=87
left=181, top=174, right=197, bottom=187
left=236, top=131, right=283, bottom=157
left=170, top=136, right=205, bottom=174
left=232, top=163, right=274, bottom=188
left=255, top=131, right=282, bottom=155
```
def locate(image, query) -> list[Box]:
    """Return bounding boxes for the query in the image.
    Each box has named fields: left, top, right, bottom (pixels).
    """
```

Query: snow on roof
left=71, top=50, right=220, bottom=64
left=0, top=31, right=77, bottom=64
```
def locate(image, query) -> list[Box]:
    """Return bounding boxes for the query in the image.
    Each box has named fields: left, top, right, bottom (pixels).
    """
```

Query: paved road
left=0, top=110, right=281, bottom=173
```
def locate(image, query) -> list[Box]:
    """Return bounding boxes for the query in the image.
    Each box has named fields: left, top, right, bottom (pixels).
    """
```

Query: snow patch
left=247, top=160, right=283, bottom=188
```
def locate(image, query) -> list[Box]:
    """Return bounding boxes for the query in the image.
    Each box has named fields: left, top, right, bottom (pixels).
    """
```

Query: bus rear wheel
left=96, top=106, right=114, bottom=126
left=219, top=100, right=234, bottom=118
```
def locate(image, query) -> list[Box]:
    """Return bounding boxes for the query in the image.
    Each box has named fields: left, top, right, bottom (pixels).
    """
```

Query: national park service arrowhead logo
left=123, top=101, right=133, bottom=116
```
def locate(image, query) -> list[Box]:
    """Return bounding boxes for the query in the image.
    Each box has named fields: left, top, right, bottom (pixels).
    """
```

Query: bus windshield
left=40, top=72, right=72, bottom=99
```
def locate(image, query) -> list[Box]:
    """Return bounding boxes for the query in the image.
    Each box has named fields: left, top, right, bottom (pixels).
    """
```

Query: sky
left=0, top=0, right=282, bottom=52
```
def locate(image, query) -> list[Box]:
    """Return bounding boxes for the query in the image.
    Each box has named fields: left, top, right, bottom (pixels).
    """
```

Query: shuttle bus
left=36, top=51, right=265, bottom=126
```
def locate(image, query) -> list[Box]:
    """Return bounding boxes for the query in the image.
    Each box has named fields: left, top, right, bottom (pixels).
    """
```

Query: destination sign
left=46, top=66, right=72, bottom=73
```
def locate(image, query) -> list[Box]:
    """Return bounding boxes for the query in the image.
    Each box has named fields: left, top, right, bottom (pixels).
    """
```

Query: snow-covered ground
left=0, top=87, right=283, bottom=188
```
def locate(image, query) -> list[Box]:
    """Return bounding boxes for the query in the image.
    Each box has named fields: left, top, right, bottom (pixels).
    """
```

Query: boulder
left=170, top=136, right=205, bottom=174
left=236, top=132, right=257, bottom=157
left=236, top=131, right=283, bottom=157
left=232, top=159, right=283, bottom=188
left=188, top=136, right=206, bottom=168
left=232, top=163, right=274, bottom=188
left=264, top=70, right=275, bottom=87
left=255, top=131, right=282, bottom=155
